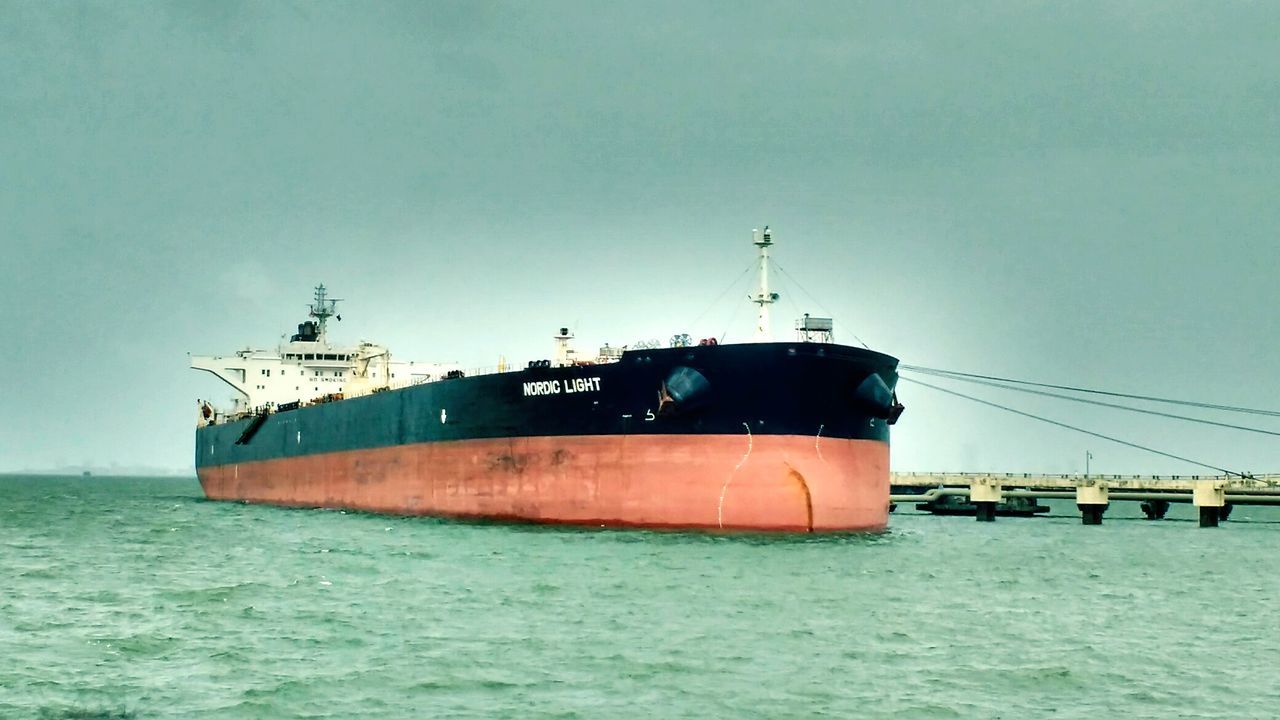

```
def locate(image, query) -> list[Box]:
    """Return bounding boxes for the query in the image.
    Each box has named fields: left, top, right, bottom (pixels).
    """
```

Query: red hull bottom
left=198, top=434, right=890, bottom=532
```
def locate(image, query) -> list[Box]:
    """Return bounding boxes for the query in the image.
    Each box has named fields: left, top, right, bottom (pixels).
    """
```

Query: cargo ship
left=191, top=228, right=904, bottom=531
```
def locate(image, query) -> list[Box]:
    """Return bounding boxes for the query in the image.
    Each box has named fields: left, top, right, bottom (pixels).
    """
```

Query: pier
left=891, top=472, right=1280, bottom=527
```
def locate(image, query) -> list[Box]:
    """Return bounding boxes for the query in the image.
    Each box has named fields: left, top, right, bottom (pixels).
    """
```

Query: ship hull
left=195, top=342, right=900, bottom=532
left=198, top=434, right=889, bottom=531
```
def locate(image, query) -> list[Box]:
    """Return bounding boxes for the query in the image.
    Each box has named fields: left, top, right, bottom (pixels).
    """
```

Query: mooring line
left=901, top=376, right=1246, bottom=477
left=815, top=423, right=825, bottom=463
left=718, top=422, right=753, bottom=528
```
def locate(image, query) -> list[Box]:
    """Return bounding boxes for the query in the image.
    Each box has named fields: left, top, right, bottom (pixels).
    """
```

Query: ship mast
left=751, top=226, right=779, bottom=342
left=308, top=284, right=342, bottom=342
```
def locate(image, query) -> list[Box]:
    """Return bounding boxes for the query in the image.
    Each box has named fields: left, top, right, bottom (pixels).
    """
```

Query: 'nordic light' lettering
left=522, top=377, right=602, bottom=397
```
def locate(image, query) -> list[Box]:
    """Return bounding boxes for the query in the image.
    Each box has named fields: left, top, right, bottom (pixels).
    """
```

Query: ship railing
left=345, top=358, right=621, bottom=398
left=342, top=363, right=526, bottom=399
left=203, top=357, right=624, bottom=423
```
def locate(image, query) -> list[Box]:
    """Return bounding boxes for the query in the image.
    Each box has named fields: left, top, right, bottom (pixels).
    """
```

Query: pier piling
left=970, top=482, right=1003, bottom=522
left=1193, top=483, right=1226, bottom=528
left=1076, top=484, right=1109, bottom=525
left=1198, top=507, right=1219, bottom=527
left=890, top=473, right=1280, bottom=531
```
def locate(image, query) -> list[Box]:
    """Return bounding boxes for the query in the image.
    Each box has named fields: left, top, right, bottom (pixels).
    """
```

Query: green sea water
left=2, top=475, right=1279, bottom=719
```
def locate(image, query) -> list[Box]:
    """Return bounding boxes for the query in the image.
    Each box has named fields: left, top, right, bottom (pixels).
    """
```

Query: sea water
left=2, top=475, right=1278, bottom=719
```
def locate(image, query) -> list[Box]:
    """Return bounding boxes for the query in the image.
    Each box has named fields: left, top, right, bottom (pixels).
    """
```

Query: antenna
left=750, top=226, right=780, bottom=342
left=308, top=284, right=343, bottom=340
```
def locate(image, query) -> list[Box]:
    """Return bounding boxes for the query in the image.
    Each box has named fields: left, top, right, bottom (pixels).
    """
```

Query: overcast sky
left=3, top=1, right=1277, bottom=475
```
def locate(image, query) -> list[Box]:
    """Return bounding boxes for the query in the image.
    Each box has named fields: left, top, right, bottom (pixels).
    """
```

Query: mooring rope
left=900, top=376, right=1248, bottom=478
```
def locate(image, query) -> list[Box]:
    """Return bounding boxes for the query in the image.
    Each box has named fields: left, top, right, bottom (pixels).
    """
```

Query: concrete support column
left=971, top=482, right=1003, bottom=522
left=1193, top=483, right=1226, bottom=528
left=1076, top=484, right=1109, bottom=525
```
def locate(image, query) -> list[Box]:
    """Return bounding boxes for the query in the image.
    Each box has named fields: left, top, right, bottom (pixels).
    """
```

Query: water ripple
left=3, top=477, right=1280, bottom=718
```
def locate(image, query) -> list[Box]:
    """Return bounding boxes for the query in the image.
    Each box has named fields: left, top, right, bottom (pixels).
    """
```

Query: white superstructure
left=191, top=285, right=456, bottom=420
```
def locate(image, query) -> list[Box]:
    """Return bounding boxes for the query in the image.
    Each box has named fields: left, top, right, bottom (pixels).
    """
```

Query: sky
left=2, top=1, right=1277, bottom=475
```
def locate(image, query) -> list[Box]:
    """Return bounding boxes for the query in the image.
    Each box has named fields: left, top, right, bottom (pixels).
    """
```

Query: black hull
left=196, top=342, right=900, bottom=470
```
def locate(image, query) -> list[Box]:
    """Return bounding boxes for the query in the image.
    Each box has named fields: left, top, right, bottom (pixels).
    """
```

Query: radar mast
left=751, top=226, right=780, bottom=342
left=308, top=284, right=342, bottom=341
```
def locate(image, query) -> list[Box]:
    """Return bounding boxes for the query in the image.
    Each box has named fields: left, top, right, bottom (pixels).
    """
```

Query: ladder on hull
left=235, top=412, right=269, bottom=445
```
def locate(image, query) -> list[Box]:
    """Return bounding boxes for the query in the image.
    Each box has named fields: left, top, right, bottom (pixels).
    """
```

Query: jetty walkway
left=890, top=472, right=1280, bottom=527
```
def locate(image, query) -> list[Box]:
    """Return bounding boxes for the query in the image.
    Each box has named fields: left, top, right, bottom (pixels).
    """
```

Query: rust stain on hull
left=784, top=463, right=815, bottom=533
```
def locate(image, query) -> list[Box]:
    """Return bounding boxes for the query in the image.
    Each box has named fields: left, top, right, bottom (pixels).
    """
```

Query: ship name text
left=523, top=377, right=602, bottom=397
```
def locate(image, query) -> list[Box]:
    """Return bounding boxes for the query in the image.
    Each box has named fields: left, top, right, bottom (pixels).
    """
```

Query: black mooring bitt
left=1141, top=499, right=1171, bottom=520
